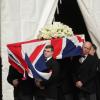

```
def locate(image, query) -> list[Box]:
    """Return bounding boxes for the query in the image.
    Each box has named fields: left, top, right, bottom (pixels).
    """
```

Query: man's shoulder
left=50, top=58, right=58, bottom=63
left=49, top=58, right=59, bottom=65
left=86, top=54, right=98, bottom=66
left=88, top=54, right=98, bottom=60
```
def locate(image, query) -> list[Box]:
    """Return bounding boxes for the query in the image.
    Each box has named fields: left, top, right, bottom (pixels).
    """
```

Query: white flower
left=38, top=22, right=74, bottom=39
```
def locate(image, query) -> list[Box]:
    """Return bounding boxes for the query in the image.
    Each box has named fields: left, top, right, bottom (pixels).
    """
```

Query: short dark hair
left=92, top=44, right=97, bottom=50
left=45, top=45, right=54, bottom=51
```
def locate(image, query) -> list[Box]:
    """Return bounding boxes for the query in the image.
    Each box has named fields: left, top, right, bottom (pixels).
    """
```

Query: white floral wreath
left=38, top=22, right=74, bottom=39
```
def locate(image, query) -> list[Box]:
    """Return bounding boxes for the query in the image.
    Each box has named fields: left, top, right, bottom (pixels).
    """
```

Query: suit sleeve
left=7, top=65, right=22, bottom=85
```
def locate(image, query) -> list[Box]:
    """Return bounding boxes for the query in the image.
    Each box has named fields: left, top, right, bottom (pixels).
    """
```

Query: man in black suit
left=34, top=45, right=60, bottom=100
left=7, top=65, right=35, bottom=100
left=73, top=41, right=98, bottom=100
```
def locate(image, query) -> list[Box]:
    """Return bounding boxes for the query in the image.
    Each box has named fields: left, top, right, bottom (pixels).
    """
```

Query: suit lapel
left=46, top=58, right=53, bottom=69
left=78, top=55, right=90, bottom=72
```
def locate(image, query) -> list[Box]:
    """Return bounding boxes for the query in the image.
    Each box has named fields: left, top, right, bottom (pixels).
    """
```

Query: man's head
left=82, top=41, right=92, bottom=55
left=89, top=44, right=97, bottom=56
left=44, top=45, right=54, bottom=58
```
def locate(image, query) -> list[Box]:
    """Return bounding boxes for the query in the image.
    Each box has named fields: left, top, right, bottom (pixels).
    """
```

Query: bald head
left=82, top=41, right=92, bottom=55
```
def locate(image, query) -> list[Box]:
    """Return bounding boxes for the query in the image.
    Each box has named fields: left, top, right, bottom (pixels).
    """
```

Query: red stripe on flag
left=7, top=39, right=43, bottom=47
left=29, top=44, right=45, bottom=62
left=76, top=35, right=85, bottom=43
left=9, top=58, right=24, bottom=74
left=8, top=45, right=29, bottom=72
left=51, top=38, right=62, bottom=59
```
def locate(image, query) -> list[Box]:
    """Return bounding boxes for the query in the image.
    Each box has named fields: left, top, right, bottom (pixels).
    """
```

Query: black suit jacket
left=57, top=58, right=74, bottom=94
left=7, top=65, right=35, bottom=97
left=35, top=58, right=60, bottom=99
left=73, top=55, right=98, bottom=94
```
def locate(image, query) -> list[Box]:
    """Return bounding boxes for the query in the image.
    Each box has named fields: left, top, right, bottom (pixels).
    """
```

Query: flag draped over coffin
left=7, top=35, right=85, bottom=80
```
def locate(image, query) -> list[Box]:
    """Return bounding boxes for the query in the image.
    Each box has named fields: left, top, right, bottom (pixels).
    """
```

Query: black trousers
left=78, top=92, right=96, bottom=100
left=64, top=93, right=73, bottom=100
left=14, top=92, right=34, bottom=100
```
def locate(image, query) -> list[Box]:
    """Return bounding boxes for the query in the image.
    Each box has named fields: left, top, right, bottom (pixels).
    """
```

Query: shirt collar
left=46, top=56, right=52, bottom=61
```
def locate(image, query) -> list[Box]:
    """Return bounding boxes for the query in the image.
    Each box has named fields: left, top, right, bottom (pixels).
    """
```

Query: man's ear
left=51, top=51, right=54, bottom=55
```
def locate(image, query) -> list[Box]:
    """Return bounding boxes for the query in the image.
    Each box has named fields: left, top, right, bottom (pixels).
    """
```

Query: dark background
left=55, top=0, right=91, bottom=41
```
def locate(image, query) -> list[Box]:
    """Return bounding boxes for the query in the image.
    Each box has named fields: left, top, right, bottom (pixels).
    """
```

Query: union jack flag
left=7, top=35, right=85, bottom=80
